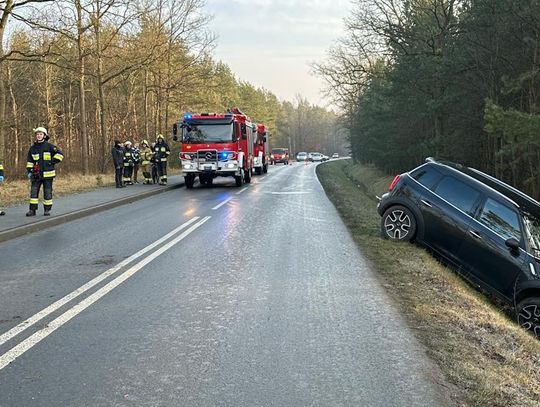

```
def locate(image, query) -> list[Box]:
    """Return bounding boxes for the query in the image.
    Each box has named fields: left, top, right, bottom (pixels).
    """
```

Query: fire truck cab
left=253, top=123, right=269, bottom=175
left=173, top=108, right=254, bottom=188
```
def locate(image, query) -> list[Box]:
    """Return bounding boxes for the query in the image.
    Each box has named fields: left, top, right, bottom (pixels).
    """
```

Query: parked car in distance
left=296, top=152, right=308, bottom=161
left=332, top=153, right=339, bottom=159
left=270, top=148, right=289, bottom=165
left=311, top=152, right=323, bottom=162
left=377, top=157, right=540, bottom=338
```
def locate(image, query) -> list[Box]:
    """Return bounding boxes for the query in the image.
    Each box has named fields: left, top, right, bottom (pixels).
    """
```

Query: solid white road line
left=0, top=217, right=200, bottom=348
left=212, top=197, right=233, bottom=210
left=236, top=187, right=248, bottom=195
left=0, top=216, right=211, bottom=371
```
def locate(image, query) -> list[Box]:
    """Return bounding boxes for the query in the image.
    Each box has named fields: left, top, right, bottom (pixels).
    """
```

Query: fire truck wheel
left=184, top=175, right=195, bottom=189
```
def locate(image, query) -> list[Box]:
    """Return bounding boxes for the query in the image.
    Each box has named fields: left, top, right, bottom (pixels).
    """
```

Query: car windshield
left=523, top=212, right=540, bottom=258
left=183, top=123, right=234, bottom=143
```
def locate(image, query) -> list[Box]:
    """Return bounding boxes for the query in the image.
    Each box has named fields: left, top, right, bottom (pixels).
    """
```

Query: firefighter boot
left=26, top=209, right=36, bottom=217
left=44, top=208, right=51, bottom=216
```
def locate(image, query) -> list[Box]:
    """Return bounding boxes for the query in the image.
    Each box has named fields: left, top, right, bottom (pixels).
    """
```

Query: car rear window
left=479, top=198, right=521, bottom=241
left=433, top=176, right=481, bottom=214
left=411, top=166, right=442, bottom=189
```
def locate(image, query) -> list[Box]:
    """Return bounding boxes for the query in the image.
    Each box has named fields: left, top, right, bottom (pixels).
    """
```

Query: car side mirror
left=505, top=238, right=520, bottom=254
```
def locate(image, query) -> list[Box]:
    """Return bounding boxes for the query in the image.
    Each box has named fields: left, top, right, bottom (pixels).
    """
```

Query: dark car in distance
left=377, top=158, right=540, bottom=338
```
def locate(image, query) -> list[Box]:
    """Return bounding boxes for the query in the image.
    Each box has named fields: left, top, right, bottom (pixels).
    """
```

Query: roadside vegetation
left=0, top=173, right=115, bottom=208
left=317, top=160, right=540, bottom=407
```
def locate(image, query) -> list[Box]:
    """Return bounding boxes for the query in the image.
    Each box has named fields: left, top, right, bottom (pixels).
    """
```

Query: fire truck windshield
left=183, top=123, right=234, bottom=144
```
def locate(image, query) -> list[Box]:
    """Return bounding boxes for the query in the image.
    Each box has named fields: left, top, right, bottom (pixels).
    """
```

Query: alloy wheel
left=518, top=304, right=540, bottom=338
left=384, top=209, right=412, bottom=240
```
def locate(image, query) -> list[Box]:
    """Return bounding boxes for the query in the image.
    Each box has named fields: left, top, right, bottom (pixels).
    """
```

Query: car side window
left=411, top=166, right=442, bottom=189
left=433, top=176, right=481, bottom=214
left=479, top=198, right=521, bottom=241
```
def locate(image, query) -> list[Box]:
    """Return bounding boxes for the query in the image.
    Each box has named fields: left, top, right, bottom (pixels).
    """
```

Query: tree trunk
left=76, top=0, right=89, bottom=174
left=144, top=69, right=149, bottom=139
left=7, top=63, right=20, bottom=169
left=0, top=0, right=14, bottom=164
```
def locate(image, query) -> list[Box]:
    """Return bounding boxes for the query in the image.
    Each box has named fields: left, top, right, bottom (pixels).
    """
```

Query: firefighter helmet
left=141, top=139, right=149, bottom=146
left=124, top=140, right=132, bottom=146
left=156, top=134, right=165, bottom=141
left=34, top=127, right=49, bottom=140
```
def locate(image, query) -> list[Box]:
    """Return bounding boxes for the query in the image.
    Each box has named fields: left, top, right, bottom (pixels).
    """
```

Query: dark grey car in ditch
left=377, top=158, right=540, bottom=338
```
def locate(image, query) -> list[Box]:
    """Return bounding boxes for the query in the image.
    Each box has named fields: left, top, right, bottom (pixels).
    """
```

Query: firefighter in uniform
left=0, top=161, right=5, bottom=216
left=139, top=140, right=153, bottom=184
left=26, top=127, right=64, bottom=216
left=122, top=141, right=135, bottom=185
left=154, top=134, right=170, bottom=185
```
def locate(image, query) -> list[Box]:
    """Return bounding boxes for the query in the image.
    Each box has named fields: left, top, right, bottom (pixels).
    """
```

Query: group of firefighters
left=111, top=135, right=171, bottom=188
left=0, top=128, right=172, bottom=217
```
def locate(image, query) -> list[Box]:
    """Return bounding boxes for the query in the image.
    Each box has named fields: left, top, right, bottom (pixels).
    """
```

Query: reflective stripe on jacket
left=26, top=141, right=64, bottom=178
left=154, top=142, right=170, bottom=162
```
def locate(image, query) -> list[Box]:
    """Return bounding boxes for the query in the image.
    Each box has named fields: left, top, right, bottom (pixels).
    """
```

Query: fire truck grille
left=197, top=150, right=217, bottom=162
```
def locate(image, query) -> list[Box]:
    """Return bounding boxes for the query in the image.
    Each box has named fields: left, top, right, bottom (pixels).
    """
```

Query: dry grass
left=317, top=160, right=540, bottom=407
left=0, top=173, right=115, bottom=208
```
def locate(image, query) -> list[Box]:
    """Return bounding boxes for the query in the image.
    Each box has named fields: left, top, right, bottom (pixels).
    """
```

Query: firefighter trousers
left=141, top=163, right=152, bottom=184
left=123, top=166, right=133, bottom=184
left=157, top=161, right=167, bottom=184
left=29, top=178, right=53, bottom=210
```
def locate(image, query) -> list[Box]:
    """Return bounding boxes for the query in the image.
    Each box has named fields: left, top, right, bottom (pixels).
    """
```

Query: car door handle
left=420, top=199, right=432, bottom=208
left=469, top=230, right=482, bottom=239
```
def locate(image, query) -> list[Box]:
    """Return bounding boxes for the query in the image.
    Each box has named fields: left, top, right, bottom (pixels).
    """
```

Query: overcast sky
left=205, top=0, right=353, bottom=108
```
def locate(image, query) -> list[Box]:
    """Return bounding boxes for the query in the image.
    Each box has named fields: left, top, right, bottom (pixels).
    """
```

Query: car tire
left=381, top=205, right=417, bottom=241
left=516, top=297, right=540, bottom=338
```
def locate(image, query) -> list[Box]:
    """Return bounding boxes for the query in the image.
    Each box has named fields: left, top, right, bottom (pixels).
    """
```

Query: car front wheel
left=381, top=205, right=417, bottom=241
left=517, top=297, right=540, bottom=338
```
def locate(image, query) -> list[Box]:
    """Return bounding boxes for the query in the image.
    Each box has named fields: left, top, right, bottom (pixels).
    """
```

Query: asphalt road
left=0, top=162, right=452, bottom=406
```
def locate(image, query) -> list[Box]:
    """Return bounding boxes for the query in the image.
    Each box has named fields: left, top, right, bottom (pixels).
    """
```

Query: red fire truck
left=172, top=108, right=254, bottom=188
left=253, top=123, right=269, bottom=175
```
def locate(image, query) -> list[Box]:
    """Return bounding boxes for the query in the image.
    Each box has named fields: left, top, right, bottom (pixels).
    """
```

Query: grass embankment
left=317, top=160, right=540, bottom=407
left=0, top=173, right=115, bottom=208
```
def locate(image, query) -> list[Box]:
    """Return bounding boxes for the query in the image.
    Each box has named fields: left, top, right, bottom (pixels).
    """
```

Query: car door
left=456, top=197, right=527, bottom=300
left=417, top=175, right=481, bottom=265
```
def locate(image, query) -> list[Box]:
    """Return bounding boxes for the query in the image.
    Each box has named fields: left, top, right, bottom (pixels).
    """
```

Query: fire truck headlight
left=183, top=164, right=193, bottom=170
left=226, top=163, right=236, bottom=169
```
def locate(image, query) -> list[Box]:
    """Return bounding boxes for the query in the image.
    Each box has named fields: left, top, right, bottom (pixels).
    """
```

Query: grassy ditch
left=317, top=160, right=540, bottom=407
left=0, top=173, right=116, bottom=208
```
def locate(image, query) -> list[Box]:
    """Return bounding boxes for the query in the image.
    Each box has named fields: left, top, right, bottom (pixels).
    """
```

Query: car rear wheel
left=517, top=297, right=540, bottom=338
left=381, top=205, right=416, bottom=241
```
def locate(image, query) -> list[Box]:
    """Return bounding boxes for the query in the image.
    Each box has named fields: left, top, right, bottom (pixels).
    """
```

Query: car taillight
left=389, top=175, right=401, bottom=191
